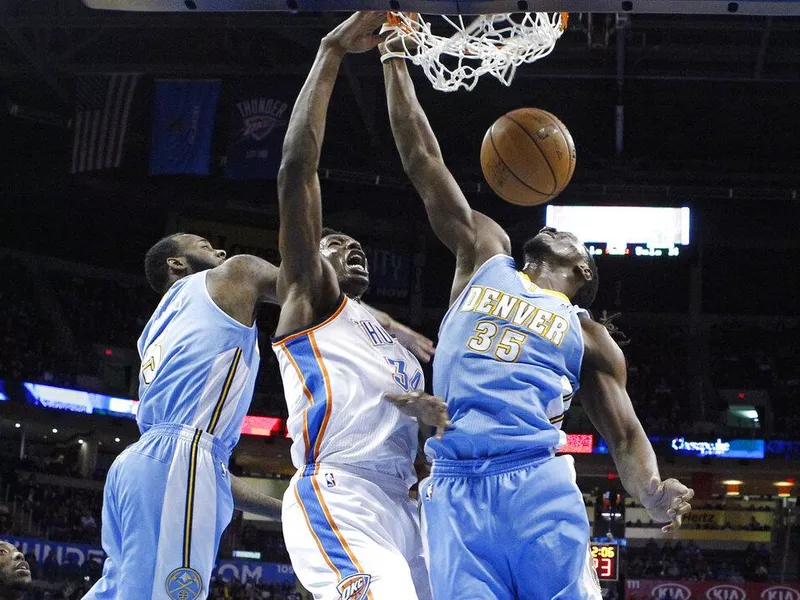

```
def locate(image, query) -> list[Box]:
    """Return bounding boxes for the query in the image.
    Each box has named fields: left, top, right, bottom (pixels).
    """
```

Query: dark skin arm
left=275, top=12, right=387, bottom=338
left=206, top=255, right=279, bottom=327
left=578, top=316, right=694, bottom=532
left=363, top=304, right=435, bottom=363
left=230, top=474, right=282, bottom=520
left=382, top=52, right=511, bottom=306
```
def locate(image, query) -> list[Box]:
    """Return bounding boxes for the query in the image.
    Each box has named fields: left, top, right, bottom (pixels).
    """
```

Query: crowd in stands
left=621, top=321, right=694, bottom=436
left=627, top=541, right=771, bottom=581
left=1, top=473, right=103, bottom=546
left=626, top=516, right=771, bottom=531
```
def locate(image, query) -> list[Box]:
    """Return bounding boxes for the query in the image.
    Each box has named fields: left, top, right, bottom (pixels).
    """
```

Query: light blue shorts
left=83, top=423, right=233, bottom=600
left=421, top=451, right=601, bottom=600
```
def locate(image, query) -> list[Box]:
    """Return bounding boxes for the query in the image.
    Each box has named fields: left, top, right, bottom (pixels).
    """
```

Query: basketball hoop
left=381, top=11, right=568, bottom=92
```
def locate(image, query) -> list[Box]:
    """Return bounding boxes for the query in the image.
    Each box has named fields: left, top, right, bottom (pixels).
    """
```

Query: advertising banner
left=626, top=580, right=800, bottom=600
left=1, top=536, right=295, bottom=585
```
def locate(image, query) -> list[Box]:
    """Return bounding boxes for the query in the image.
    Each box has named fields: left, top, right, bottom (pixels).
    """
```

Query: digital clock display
left=590, top=543, right=619, bottom=581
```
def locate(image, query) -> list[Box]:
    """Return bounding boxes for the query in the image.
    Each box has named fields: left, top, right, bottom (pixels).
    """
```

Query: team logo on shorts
left=336, top=573, right=371, bottom=600
left=325, top=472, right=336, bottom=488
left=165, top=567, right=203, bottom=600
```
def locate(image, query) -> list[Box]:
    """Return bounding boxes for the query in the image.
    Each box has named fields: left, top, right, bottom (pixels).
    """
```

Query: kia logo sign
left=706, top=585, right=747, bottom=600
left=652, top=584, right=692, bottom=600
left=762, top=587, right=800, bottom=600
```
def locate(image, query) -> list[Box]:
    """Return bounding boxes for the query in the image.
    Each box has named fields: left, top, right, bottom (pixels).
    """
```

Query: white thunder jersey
left=272, top=295, right=422, bottom=487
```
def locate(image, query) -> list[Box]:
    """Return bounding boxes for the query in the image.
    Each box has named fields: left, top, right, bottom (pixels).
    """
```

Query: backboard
left=83, top=0, right=800, bottom=16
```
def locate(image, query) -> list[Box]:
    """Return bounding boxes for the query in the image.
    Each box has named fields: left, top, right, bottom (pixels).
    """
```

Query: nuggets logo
left=165, top=567, right=203, bottom=600
left=336, top=573, right=371, bottom=600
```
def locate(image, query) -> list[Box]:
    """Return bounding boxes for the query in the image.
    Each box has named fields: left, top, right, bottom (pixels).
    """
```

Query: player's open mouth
left=346, top=253, right=367, bottom=274
left=15, top=562, right=29, bottom=573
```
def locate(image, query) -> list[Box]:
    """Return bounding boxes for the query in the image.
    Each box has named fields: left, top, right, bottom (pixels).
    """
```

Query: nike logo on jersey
left=460, top=285, right=570, bottom=347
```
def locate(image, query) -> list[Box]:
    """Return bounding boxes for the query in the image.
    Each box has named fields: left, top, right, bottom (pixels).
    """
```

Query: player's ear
left=575, top=261, right=593, bottom=284
left=167, top=256, right=187, bottom=275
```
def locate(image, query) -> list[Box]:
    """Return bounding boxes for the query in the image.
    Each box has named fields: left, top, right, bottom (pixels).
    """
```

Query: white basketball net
left=380, top=11, right=568, bottom=92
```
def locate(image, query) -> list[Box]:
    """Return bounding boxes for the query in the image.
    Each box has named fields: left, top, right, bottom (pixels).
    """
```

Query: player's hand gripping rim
left=640, top=476, right=695, bottom=533
left=385, top=391, right=450, bottom=439
left=323, top=11, right=389, bottom=55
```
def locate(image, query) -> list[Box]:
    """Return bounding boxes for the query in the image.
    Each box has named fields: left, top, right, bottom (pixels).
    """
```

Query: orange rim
left=385, top=11, right=421, bottom=34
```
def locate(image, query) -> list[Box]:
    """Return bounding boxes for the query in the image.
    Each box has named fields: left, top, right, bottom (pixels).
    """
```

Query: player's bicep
left=579, top=317, right=643, bottom=446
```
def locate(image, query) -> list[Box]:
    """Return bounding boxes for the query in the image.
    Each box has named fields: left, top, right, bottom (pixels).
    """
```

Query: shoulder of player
left=579, top=314, right=626, bottom=377
left=212, top=254, right=277, bottom=284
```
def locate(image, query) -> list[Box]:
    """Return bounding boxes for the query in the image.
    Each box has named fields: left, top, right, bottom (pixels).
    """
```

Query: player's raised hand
left=640, top=476, right=694, bottom=533
left=385, top=391, right=450, bottom=439
left=323, top=11, right=388, bottom=54
left=390, top=322, right=436, bottom=363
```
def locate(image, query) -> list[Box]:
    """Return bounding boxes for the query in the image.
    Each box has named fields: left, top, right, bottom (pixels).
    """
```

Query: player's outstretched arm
left=276, top=12, right=386, bottom=334
left=230, top=474, right=282, bottom=521
left=381, top=52, right=510, bottom=303
left=578, top=317, right=694, bottom=532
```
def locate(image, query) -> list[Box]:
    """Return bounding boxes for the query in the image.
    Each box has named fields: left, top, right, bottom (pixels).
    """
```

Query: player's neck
left=522, top=262, right=574, bottom=299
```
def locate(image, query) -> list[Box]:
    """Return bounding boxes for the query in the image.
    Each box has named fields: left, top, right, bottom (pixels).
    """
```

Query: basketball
left=480, top=108, right=576, bottom=206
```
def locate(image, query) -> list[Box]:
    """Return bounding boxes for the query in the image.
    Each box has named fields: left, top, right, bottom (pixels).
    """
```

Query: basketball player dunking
left=382, top=49, right=694, bottom=598
left=272, top=12, right=446, bottom=600
left=84, top=232, right=433, bottom=600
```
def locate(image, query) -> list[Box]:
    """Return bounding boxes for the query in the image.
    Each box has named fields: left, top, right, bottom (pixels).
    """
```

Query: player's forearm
left=383, top=59, right=476, bottom=257
left=607, top=422, right=660, bottom=504
left=280, top=41, right=345, bottom=177
left=362, top=302, right=394, bottom=330
left=230, top=475, right=282, bottom=520
left=383, top=58, right=444, bottom=173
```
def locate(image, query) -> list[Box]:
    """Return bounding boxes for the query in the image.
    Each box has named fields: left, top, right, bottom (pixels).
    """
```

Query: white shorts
left=282, top=463, right=431, bottom=600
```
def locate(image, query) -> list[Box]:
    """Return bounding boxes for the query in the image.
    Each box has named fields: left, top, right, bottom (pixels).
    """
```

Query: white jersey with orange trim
left=272, top=295, right=423, bottom=488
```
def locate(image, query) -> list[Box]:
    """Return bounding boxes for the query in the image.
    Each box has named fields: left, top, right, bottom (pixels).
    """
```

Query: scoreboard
left=590, top=543, right=619, bottom=581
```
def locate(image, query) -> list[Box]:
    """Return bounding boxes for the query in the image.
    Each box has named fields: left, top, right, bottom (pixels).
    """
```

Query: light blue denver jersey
left=136, top=271, right=260, bottom=454
left=426, top=254, right=588, bottom=460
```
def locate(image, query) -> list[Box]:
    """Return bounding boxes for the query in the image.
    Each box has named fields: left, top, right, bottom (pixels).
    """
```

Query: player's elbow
left=278, top=151, right=316, bottom=190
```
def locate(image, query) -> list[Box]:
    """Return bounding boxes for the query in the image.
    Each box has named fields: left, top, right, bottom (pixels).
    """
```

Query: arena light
left=14, top=423, right=21, bottom=428
left=52, top=428, right=58, bottom=434
left=78, top=439, right=85, bottom=445
left=774, top=481, right=794, bottom=487
left=114, top=437, right=121, bottom=443
left=722, top=480, right=744, bottom=485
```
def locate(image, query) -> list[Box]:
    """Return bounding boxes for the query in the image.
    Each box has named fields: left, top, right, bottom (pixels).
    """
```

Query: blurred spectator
left=627, top=541, right=770, bottom=581
left=0, top=540, right=32, bottom=600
